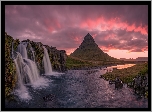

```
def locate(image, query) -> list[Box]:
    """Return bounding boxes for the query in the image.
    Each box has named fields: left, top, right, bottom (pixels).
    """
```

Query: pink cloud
left=80, top=16, right=104, bottom=30
left=48, top=26, right=54, bottom=32
left=80, top=16, right=148, bottom=35
left=92, top=34, right=97, bottom=38
left=73, top=36, right=81, bottom=44
left=126, top=24, right=136, bottom=31
left=65, top=48, right=76, bottom=55
left=54, top=19, right=61, bottom=29
left=141, top=46, right=148, bottom=52
left=44, top=18, right=61, bottom=33
left=134, top=25, right=148, bottom=35
left=99, top=45, right=116, bottom=52
left=116, top=22, right=148, bottom=35
left=104, top=33, right=116, bottom=40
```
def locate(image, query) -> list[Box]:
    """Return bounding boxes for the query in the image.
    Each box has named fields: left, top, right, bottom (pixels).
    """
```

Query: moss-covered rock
left=30, top=41, right=45, bottom=74
left=5, top=32, right=18, bottom=99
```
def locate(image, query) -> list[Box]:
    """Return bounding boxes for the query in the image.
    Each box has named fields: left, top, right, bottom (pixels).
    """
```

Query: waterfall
left=43, top=46, right=53, bottom=75
left=15, top=43, right=40, bottom=84
left=13, top=53, right=32, bottom=100
left=17, top=42, right=28, bottom=59
left=42, top=46, right=64, bottom=76
left=23, top=58, right=39, bottom=82
left=11, top=42, right=63, bottom=100
left=12, top=42, right=44, bottom=100
left=14, top=57, right=25, bottom=90
left=30, top=46, right=35, bottom=62
left=32, top=51, right=35, bottom=62
left=14, top=52, right=40, bottom=84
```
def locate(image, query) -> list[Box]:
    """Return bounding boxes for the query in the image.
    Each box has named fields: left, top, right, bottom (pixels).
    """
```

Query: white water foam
left=14, top=86, right=32, bottom=101
left=31, top=77, right=51, bottom=89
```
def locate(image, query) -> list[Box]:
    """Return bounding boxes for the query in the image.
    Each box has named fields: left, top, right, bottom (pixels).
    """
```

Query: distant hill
left=120, top=57, right=148, bottom=61
left=70, top=33, right=119, bottom=61
left=136, top=57, right=148, bottom=61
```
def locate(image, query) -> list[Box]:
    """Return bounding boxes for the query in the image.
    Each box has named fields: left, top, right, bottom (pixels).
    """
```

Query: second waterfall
left=42, top=46, right=63, bottom=76
left=43, top=46, right=53, bottom=75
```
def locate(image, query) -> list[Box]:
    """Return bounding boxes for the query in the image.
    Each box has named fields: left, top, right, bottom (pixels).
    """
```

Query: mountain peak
left=87, top=33, right=91, bottom=36
left=84, top=33, right=94, bottom=41
left=70, top=33, right=118, bottom=61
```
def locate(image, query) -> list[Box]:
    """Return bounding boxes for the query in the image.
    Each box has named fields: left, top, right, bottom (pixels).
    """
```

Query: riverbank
left=100, top=62, right=148, bottom=98
left=65, top=55, right=131, bottom=70
left=100, top=63, right=148, bottom=83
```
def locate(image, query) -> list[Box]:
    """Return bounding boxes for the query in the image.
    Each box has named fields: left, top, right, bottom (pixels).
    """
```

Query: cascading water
left=43, top=46, right=53, bottom=75
left=31, top=50, right=35, bottom=62
left=29, top=44, right=35, bottom=62
left=43, top=46, right=64, bottom=76
left=14, top=52, right=31, bottom=99
left=17, top=42, right=28, bottom=59
left=12, top=42, right=49, bottom=100
left=16, top=43, right=40, bottom=84
left=24, top=58, right=39, bottom=82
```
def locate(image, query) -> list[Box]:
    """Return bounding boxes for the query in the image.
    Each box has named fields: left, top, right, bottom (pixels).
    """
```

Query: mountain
left=70, top=33, right=119, bottom=61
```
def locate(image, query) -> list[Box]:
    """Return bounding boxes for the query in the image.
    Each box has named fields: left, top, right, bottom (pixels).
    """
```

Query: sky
left=5, top=5, right=148, bottom=59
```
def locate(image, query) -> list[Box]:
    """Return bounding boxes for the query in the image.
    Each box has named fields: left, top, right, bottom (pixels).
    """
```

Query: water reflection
left=61, top=70, right=148, bottom=108
left=110, top=64, right=136, bottom=69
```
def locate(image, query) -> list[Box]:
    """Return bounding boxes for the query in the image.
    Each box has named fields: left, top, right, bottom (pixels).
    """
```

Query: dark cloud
left=5, top=5, right=148, bottom=54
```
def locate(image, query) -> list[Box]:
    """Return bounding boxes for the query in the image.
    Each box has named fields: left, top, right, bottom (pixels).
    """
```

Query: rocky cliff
left=5, top=32, right=19, bottom=98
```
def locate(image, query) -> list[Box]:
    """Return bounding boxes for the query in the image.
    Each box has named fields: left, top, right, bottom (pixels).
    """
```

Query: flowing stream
left=5, top=66, right=148, bottom=108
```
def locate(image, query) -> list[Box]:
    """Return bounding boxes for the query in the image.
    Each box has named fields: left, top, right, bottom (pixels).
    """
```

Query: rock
left=43, top=94, right=55, bottom=102
left=115, top=78, right=123, bottom=89
left=115, top=81, right=123, bottom=89
left=132, top=75, right=148, bottom=97
left=5, top=33, right=18, bottom=98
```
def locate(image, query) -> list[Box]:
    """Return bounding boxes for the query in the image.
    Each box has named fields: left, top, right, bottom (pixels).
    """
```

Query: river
left=5, top=64, right=148, bottom=108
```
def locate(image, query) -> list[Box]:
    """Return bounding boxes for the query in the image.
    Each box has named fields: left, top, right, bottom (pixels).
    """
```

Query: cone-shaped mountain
left=70, top=33, right=118, bottom=61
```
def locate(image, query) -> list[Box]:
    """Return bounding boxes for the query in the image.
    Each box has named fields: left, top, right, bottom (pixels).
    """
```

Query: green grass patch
left=102, top=63, right=148, bottom=83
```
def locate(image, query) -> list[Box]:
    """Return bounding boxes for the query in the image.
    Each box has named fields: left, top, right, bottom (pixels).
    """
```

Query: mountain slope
left=70, top=33, right=119, bottom=61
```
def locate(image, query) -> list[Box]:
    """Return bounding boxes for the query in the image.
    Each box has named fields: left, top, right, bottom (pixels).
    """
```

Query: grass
left=65, top=56, right=93, bottom=69
left=101, top=62, right=148, bottom=83
left=65, top=55, right=134, bottom=70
